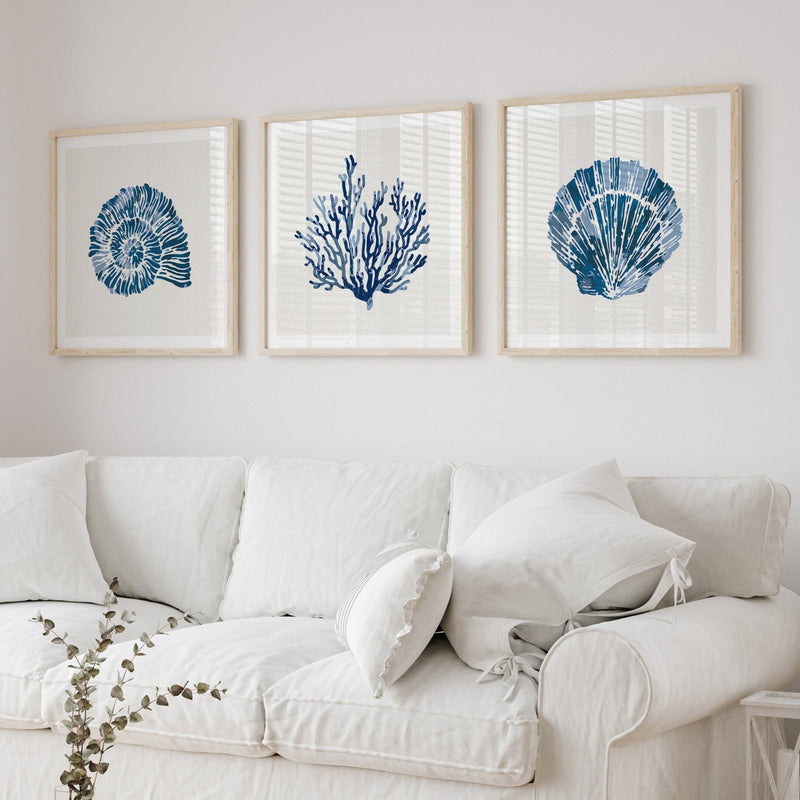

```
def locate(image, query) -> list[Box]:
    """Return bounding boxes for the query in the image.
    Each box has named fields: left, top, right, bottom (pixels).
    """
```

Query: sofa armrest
left=533, top=589, right=800, bottom=800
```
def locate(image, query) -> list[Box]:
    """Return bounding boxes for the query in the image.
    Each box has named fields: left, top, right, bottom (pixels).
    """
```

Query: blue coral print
left=547, top=158, right=683, bottom=299
left=88, top=184, right=190, bottom=296
left=295, top=155, right=429, bottom=310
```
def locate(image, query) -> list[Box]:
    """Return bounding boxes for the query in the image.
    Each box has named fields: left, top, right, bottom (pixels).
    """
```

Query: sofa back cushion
left=86, top=457, right=247, bottom=620
left=448, top=464, right=790, bottom=601
left=0, top=452, right=108, bottom=605
left=220, top=458, right=453, bottom=620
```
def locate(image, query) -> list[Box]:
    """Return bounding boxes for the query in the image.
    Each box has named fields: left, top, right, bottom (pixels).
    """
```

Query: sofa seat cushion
left=42, top=616, right=344, bottom=757
left=264, top=635, right=539, bottom=787
left=0, top=598, right=183, bottom=730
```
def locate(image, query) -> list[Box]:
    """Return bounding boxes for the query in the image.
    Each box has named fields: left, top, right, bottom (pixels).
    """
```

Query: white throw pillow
left=0, top=452, right=108, bottom=604
left=335, top=537, right=453, bottom=698
left=441, top=460, right=695, bottom=692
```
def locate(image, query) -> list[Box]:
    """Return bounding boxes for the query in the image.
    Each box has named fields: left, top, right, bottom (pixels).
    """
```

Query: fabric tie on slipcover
left=477, top=650, right=545, bottom=701
left=670, top=556, right=693, bottom=622
left=475, top=557, right=694, bottom=700
left=670, top=556, right=693, bottom=606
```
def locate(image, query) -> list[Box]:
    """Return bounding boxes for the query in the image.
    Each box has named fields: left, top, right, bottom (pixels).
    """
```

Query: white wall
left=2, top=0, right=800, bottom=585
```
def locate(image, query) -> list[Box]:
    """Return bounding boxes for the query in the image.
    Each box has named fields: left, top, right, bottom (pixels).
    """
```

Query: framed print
left=50, top=119, right=238, bottom=355
left=499, top=85, right=741, bottom=355
left=261, top=103, right=472, bottom=355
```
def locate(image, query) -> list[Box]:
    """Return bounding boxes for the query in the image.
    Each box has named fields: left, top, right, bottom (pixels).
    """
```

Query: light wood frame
left=260, top=103, right=473, bottom=356
left=498, top=84, right=742, bottom=356
left=50, top=118, right=239, bottom=356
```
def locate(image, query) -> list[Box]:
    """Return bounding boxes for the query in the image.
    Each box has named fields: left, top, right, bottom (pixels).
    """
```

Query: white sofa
left=2, top=455, right=800, bottom=800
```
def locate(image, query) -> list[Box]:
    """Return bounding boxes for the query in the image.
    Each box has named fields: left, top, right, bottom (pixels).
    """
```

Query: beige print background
left=59, top=130, right=226, bottom=346
left=505, top=92, right=731, bottom=350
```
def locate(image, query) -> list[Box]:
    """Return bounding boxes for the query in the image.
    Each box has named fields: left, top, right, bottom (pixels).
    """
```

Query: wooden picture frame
left=50, top=119, right=238, bottom=356
left=499, top=84, right=741, bottom=356
left=260, top=103, right=472, bottom=355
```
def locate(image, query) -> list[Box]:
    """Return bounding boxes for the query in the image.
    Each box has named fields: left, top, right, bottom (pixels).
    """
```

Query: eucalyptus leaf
left=32, top=583, right=226, bottom=798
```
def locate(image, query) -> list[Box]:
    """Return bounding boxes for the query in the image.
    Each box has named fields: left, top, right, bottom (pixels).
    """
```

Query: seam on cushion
left=440, top=462, right=456, bottom=552
left=0, top=713, right=46, bottom=724
left=84, top=725, right=269, bottom=748
left=759, top=477, right=777, bottom=592
left=539, top=627, right=653, bottom=800
left=0, top=670, right=45, bottom=680
left=214, top=456, right=248, bottom=622
left=266, top=695, right=537, bottom=725
left=41, top=677, right=262, bottom=705
left=218, top=457, right=262, bottom=620
left=631, top=474, right=772, bottom=483
left=266, top=740, right=528, bottom=776
left=570, top=548, right=686, bottom=614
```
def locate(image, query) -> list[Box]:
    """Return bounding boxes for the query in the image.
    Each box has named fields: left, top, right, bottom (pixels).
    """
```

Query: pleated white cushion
left=336, top=538, right=452, bottom=698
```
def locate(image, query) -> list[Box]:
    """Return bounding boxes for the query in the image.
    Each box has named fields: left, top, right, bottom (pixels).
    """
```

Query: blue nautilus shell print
left=88, top=184, right=190, bottom=296
left=547, top=158, right=683, bottom=300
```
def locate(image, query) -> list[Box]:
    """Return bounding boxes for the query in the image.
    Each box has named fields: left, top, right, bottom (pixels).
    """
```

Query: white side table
left=741, top=691, right=800, bottom=800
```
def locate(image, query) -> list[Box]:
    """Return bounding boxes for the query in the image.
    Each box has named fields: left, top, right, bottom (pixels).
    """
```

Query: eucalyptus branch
left=32, top=578, right=226, bottom=800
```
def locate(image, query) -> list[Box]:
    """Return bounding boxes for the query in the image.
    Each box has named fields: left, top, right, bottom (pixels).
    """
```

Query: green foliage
left=32, top=578, right=226, bottom=800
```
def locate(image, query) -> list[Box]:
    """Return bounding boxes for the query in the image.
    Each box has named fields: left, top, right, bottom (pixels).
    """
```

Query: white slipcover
left=41, top=616, right=344, bottom=757
left=0, top=452, right=108, bottom=604
left=0, top=598, right=182, bottom=730
left=264, top=635, right=538, bottom=787
left=85, top=456, right=247, bottom=621
left=220, top=458, right=453, bottom=620
left=535, top=590, right=800, bottom=799
left=448, top=464, right=789, bottom=600
left=9, top=592, right=800, bottom=798
left=442, top=460, right=695, bottom=683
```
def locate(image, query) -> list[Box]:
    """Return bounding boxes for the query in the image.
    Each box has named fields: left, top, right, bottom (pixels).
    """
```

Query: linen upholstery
left=264, top=635, right=539, bottom=787
left=85, top=456, right=247, bottom=620
left=627, top=476, right=789, bottom=600
left=535, top=590, right=800, bottom=800
left=7, top=592, right=798, bottom=800
left=448, top=463, right=789, bottom=599
left=442, top=461, right=695, bottom=683
left=0, top=452, right=108, bottom=604
left=1, top=452, right=797, bottom=800
left=41, top=616, right=344, bottom=757
left=220, top=458, right=453, bottom=620
left=1, top=728, right=541, bottom=800
left=0, top=598, right=183, bottom=730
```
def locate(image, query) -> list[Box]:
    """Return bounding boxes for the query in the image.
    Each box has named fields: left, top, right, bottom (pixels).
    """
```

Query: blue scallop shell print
left=547, top=158, right=683, bottom=300
left=88, top=184, right=190, bottom=297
